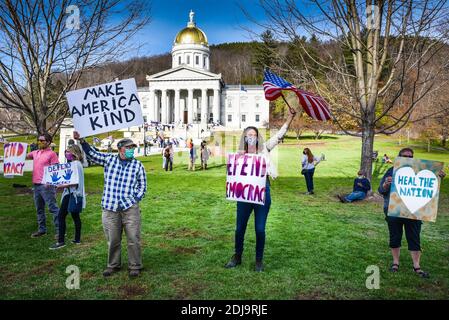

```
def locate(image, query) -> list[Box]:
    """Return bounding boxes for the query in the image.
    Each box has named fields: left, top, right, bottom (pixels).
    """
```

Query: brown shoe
left=31, top=231, right=47, bottom=238
left=103, top=267, right=120, bottom=277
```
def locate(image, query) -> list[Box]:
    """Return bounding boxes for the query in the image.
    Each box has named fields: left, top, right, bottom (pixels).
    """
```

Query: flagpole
left=281, top=93, right=297, bottom=115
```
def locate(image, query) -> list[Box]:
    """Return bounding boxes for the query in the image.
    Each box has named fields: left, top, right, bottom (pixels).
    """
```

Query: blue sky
left=131, top=0, right=267, bottom=57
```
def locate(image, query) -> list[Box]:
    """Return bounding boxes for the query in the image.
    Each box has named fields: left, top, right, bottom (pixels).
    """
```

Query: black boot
left=255, top=258, right=264, bottom=272
left=225, top=254, right=242, bottom=268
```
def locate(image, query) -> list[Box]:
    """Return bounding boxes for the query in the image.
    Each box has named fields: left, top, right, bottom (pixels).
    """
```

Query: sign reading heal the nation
left=43, top=163, right=79, bottom=186
left=388, top=157, right=444, bottom=222
left=226, top=153, right=267, bottom=205
left=3, top=142, right=28, bottom=177
left=66, top=78, right=144, bottom=138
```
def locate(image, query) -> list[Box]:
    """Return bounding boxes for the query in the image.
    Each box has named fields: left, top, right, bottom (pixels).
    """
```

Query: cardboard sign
left=3, top=142, right=28, bottom=177
left=388, top=157, right=444, bottom=222
left=43, top=163, right=79, bottom=186
left=226, top=153, right=267, bottom=205
left=67, top=78, right=144, bottom=137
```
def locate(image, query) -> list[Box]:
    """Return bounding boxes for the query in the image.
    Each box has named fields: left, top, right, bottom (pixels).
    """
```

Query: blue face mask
left=245, top=136, right=258, bottom=146
left=124, top=148, right=135, bottom=159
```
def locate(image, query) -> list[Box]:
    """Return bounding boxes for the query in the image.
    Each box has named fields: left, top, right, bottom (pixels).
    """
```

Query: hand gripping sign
left=388, top=157, right=444, bottom=222
left=43, top=163, right=79, bottom=187
left=226, top=153, right=268, bottom=205
left=66, top=78, right=144, bottom=138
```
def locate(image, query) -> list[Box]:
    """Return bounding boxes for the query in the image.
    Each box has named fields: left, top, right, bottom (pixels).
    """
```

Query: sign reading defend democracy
left=43, top=163, right=79, bottom=186
left=66, top=78, right=144, bottom=137
left=226, top=153, right=268, bottom=205
left=3, top=142, right=28, bottom=177
left=388, top=157, right=444, bottom=222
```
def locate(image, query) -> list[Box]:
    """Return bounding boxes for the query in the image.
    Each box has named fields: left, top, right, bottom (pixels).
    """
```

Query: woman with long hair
left=301, top=147, right=321, bottom=195
left=49, top=144, right=86, bottom=249
left=225, top=107, right=297, bottom=272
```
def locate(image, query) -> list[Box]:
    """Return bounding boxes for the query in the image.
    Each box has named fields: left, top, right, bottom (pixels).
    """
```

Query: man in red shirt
left=26, top=133, right=60, bottom=238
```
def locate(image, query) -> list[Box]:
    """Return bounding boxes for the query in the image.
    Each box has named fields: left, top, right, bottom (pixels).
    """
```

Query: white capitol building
left=138, top=10, right=269, bottom=132
left=59, top=11, right=269, bottom=160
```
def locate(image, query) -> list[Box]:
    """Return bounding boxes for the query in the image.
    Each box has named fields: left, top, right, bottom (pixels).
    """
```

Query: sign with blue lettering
left=43, top=163, right=79, bottom=186
left=388, top=157, right=444, bottom=222
left=66, top=78, right=144, bottom=138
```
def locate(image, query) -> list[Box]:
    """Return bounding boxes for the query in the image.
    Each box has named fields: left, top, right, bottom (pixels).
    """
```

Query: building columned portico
left=138, top=10, right=270, bottom=135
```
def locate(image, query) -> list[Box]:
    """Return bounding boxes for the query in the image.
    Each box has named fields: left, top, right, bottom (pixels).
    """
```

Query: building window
left=195, top=56, right=199, bottom=65
left=228, top=102, right=232, bottom=108
left=256, top=103, right=260, bottom=108
left=242, top=114, right=246, bottom=122
left=203, top=56, right=206, bottom=68
left=255, top=114, right=260, bottom=122
left=187, top=55, right=190, bottom=64
left=143, top=116, right=148, bottom=122
left=178, top=56, right=182, bottom=65
left=228, top=114, right=232, bottom=122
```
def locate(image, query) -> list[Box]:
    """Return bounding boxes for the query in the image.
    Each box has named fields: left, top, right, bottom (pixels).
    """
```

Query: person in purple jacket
left=338, top=170, right=371, bottom=203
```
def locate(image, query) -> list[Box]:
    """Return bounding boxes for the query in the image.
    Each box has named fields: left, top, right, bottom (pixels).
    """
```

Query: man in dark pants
left=378, top=147, right=445, bottom=278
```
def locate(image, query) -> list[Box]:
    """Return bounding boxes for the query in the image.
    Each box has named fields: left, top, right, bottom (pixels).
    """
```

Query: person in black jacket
left=378, top=147, right=446, bottom=278
left=338, top=170, right=371, bottom=203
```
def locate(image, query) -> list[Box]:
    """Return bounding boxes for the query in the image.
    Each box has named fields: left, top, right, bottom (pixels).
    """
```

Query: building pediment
left=146, top=65, right=222, bottom=82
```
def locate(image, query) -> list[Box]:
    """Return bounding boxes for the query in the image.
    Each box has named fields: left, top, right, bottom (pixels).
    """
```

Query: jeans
left=345, top=191, right=366, bottom=202
left=33, top=184, right=59, bottom=233
left=234, top=183, right=271, bottom=260
left=303, top=168, right=315, bottom=192
left=102, top=204, right=142, bottom=270
left=165, top=157, right=173, bottom=171
left=58, top=194, right=82, bottom=243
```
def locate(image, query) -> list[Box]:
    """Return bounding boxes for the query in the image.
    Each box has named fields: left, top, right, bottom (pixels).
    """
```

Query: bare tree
left=0, top=0, right=151, bottom=137
left=243, top=0, right=449, bottom=181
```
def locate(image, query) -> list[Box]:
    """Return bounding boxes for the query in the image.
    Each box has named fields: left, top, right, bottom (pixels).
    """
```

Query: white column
left=161, top=90, right=167, bottom=124
left=213, top=89, right=220, bottom=123
left=149, top=90, right=155, bottom=122
left=201, top=88, right=208, bottom=126
left=174, top=89, right=180, bottom=124
left=155, top=91, right=160, bottom=122
left=188, top=89, right=194, bottom=124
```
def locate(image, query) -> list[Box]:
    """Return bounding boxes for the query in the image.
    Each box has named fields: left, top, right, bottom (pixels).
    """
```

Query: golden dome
left=175, top=27, right=208, bottom=45
left=174, top=10, right=208, bottom=45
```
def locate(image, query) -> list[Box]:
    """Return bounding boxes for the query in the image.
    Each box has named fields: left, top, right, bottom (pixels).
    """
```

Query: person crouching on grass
left=225, top=107, right=297, bottom=272
left=378, top=147, right=446, bottom=278
left=73, top=132, right=147, bottom=278
left=49, top=145, right=86, bottom=250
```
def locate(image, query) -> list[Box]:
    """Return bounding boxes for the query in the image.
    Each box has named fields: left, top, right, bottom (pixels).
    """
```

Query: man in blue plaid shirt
left=74, top=131, right=147, bottom=278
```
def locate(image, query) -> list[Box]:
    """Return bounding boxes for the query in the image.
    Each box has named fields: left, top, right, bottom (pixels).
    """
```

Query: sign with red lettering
left=226, top=153, right=267, bottom=205
left=66, top=78, right=144, bottom=138
left=3, top=142, right=27, bottom=177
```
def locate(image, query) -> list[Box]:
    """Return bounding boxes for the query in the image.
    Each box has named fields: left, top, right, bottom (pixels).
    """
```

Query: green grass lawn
left=0, top=133, right=448, bottom=299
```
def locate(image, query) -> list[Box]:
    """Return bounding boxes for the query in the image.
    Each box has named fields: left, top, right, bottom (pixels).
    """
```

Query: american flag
left=263, top=69, right=331, bottom=121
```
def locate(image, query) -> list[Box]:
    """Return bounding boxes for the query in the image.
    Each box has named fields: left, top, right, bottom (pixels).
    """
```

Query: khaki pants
left=102, top=204, right=142, bottom=270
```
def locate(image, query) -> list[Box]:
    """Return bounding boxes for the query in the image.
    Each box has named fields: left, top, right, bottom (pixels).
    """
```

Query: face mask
left=245, top=136, right=258, bottom=146
left=65, top=152, right=74, bottom=161
left=124, top=148, right=135, bottom=159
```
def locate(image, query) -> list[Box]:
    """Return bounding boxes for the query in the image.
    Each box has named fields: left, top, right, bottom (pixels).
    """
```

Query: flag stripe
left=263, top=69, right=331, bottom=121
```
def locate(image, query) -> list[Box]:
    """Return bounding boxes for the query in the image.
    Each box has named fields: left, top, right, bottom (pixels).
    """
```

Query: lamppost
left=143, top=123, right=148, bottom=157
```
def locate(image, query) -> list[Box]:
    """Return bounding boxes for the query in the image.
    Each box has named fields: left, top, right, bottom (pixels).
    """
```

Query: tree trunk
left=361, top=124, right=375, bottom=184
